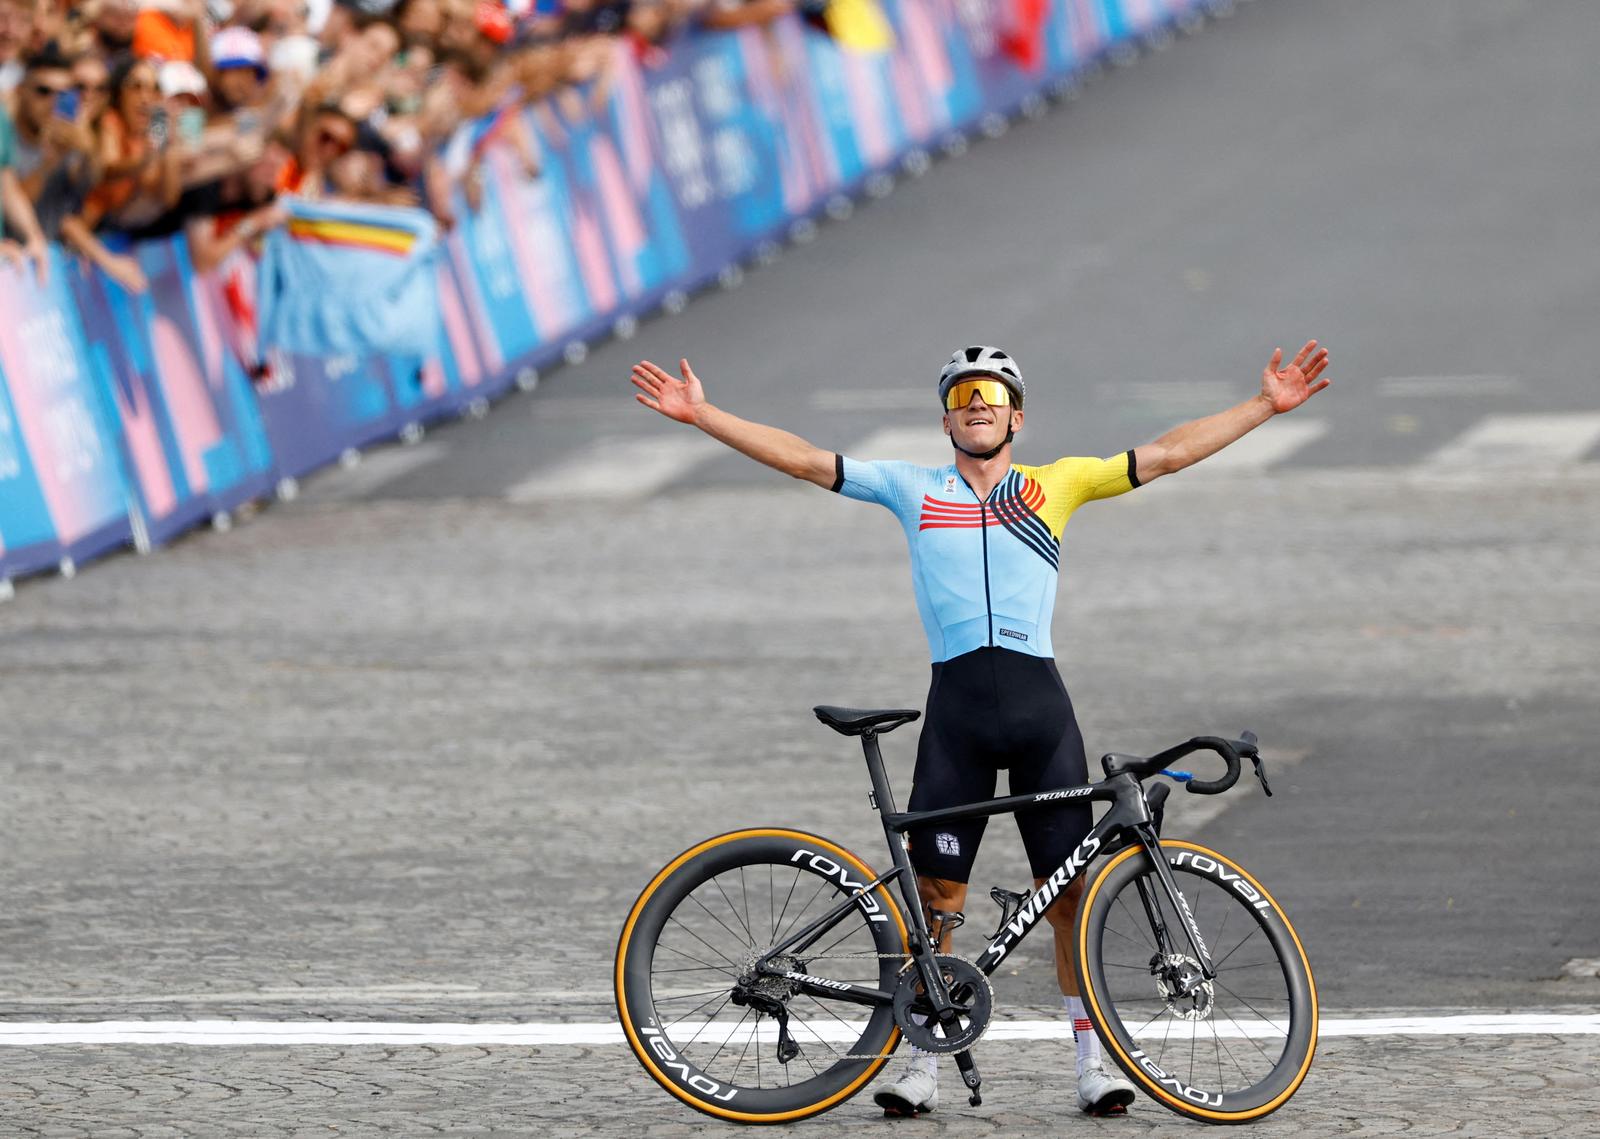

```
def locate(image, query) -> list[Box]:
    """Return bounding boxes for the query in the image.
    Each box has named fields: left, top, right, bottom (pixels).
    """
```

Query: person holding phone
left=0, top=45, right=98, bottom=282
left=61, top=55, right=181, bottom=292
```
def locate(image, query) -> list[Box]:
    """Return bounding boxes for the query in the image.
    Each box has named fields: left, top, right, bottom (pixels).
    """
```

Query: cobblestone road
left=4, top=1031, right=1596, bottom=1136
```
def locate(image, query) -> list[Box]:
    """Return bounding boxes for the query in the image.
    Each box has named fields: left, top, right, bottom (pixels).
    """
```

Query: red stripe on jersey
left=917, top=479, right=1048, bottom=531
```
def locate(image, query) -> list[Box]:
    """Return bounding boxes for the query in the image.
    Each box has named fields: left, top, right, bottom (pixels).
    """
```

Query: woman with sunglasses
left=59, top=55, right=182, bottom=292
left=274, top=102, right=359, bottom=197
left=631, top=340, right=1331, bottom=1119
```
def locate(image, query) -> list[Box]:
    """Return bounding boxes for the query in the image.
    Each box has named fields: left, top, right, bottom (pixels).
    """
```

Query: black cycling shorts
left=907, top=647, right=1090, bottom=884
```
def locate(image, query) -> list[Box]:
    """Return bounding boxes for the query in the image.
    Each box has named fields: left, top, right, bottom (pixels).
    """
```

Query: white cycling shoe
left=873, top=1062, right=939, bottom=1116
left=1077, top=1063, right=1137, bottom=1116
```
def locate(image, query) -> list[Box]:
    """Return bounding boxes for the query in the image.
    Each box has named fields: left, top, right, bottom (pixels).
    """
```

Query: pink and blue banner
left=0, top=251, right=131, bottom=577
left=0, top=0, right=1210, bottom=584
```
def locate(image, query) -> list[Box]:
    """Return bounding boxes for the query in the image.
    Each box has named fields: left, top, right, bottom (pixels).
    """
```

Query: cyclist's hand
left=632, top=357, right=705, bottom=425
left=1260, top=340, right=1331, bottom=413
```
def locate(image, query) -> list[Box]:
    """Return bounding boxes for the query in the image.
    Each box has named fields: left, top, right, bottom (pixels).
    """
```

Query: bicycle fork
left=1132, top=826, right=1217, bottom=991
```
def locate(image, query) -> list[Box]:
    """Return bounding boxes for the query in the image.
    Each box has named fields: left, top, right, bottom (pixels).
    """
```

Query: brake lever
left=1251, top=755, right=1273, bottom=797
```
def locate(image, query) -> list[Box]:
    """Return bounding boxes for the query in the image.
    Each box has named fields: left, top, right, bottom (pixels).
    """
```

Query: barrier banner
left=0, top=250, right=131, bottom=580
left=68, top=239, right=277, bottom=545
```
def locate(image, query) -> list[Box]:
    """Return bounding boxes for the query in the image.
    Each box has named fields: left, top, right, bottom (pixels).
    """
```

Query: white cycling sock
left=1065, top=995, right=1099, bottom=1075
left=906, top=1015, right=938, bottom=1076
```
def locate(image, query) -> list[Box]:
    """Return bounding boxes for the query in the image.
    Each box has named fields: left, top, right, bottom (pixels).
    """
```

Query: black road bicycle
left=615, top=705, right=1317, bottom=1125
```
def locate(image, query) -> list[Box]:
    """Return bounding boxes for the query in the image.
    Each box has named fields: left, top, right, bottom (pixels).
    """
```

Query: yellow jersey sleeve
left=1014, top=451, right=1141, bottom=539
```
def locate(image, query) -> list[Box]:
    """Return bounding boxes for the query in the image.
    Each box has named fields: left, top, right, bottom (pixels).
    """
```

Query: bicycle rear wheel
left=615, top=828, right=910, bottom=1123
left=1076, top=839, right=1317, bottom=1124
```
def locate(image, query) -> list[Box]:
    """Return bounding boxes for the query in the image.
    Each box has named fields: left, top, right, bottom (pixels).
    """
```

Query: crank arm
left=954, top=1048, right=983, bottom=1106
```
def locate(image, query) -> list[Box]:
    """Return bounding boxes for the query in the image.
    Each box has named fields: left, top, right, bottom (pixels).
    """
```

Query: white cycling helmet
left=938, top=345, right=1025, bottom=406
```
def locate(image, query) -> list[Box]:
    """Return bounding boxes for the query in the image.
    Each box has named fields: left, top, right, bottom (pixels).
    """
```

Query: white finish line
left=2, top=1014, right=1597, bottom=1047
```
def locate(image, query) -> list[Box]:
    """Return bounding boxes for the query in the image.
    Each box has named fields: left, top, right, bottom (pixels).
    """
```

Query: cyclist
left=630, top=341, right=1331, bottom=1117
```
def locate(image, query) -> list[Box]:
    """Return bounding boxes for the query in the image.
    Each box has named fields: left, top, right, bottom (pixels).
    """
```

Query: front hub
left=1152, top=952, right=1214, bottom=1020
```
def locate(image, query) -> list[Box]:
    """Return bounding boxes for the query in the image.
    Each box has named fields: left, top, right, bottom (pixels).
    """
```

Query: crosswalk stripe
left=1186, top=417, right=1328, bottom=473
left=504, top=435, right=721, bottom=501
left=1425, top=412, right=1600, bottom=468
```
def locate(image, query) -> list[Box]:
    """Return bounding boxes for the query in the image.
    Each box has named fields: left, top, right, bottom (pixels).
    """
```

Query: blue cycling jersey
left=832, top=451, right=1141, bottom=662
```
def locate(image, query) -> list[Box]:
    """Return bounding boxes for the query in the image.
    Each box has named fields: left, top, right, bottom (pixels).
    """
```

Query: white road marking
left=0, top=985, right=531, bottom=1006
left=1184, top=418, right=1328, bottom=474
left=1424, top=412, right=1600, bottom=468
left=3, top=1013, right=1597, bottom=1047
left=845, top=427, right=954, bottom=467
left=1377, top=374, right=1523, bottom=398
left=306, top=442, right=448, bottom=499
left=505, top=435, right=721, bottom=501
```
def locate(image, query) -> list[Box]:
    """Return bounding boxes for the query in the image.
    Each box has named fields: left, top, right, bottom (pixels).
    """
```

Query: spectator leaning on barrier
left=0, top=97, right=51, bottom=280
left=5, top=45, right=98, bottom=254
left=59, top=54, right=183, bottom=292
left=184, top=136, right=290, bottom=272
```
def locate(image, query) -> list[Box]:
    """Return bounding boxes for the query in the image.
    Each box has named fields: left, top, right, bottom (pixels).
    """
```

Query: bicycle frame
left=754, top=730, right=1218, bottom=1021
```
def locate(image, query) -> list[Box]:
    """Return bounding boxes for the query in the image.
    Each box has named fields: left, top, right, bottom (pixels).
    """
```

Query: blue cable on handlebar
left=1161, top=769, right=1194, bottom=782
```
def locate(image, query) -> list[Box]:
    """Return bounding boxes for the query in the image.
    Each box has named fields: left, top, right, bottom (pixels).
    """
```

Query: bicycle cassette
left=892, top=954, right=993, bottom=1054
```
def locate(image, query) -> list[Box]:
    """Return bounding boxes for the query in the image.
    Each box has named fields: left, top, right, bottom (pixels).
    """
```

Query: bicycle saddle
left=812, top=706, right=921, bottom=737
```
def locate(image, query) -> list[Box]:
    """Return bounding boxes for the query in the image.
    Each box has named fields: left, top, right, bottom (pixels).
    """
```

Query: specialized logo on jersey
left=917, top=470, right=1059, bottom=569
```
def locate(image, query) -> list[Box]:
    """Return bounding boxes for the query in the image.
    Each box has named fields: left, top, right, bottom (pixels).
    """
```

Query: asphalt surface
left=4, top=0, right=1600, bottom=1134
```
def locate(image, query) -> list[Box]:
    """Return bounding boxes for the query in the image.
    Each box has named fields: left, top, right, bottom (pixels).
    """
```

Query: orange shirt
left=132, top=11, right=197, bottom=61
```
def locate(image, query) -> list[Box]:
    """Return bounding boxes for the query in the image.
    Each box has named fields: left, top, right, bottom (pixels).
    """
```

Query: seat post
left=860, top=731, right=898, bottom=816
left=862, top=730, right=935, bottom=956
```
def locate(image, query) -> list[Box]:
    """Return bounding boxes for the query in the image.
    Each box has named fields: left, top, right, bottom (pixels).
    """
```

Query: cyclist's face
left=943, top=387, right=1022, bottom=451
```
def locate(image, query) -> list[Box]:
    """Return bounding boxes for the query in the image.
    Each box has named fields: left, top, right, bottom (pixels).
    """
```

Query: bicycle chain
left=793, top=951, right=990, bottom=1060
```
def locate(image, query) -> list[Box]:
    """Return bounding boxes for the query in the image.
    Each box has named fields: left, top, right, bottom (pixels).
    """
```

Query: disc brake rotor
left=1153, top=952, right=1214, bottom=1021
left=892, top=954, right=993, bottom=1054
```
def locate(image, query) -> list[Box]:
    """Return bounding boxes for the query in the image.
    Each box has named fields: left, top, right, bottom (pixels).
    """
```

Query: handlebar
left=1101, top=730, right=1260, bottom=796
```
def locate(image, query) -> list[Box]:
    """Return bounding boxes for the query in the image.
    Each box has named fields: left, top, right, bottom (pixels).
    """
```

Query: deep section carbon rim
left=616, top=830, right=909, bottom=1122
left=1079, top=841, right=1316, bottom=1122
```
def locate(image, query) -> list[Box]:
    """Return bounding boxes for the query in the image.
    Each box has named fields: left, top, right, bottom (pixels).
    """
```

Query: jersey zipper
left=961, top=471, right=1001, bottom=648
left=980, top=500, right=993, bottom=647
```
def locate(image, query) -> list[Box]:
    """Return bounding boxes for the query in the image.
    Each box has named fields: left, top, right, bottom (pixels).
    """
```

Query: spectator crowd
left=0, top=0, right=809, bottom=294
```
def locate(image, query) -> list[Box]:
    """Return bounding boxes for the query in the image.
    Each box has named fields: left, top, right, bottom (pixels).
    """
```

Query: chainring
left=891, top=954, right=993, bottom=1054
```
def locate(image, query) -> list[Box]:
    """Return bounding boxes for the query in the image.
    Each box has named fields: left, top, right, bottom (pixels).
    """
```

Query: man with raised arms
left=631, top=341, right=1331, bottom=1117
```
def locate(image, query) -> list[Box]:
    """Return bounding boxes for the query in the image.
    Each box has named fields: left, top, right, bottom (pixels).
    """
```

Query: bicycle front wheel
left=1076, top=839, right=1318, bottom=1124
left=615, top=828, right=910, bottom=1123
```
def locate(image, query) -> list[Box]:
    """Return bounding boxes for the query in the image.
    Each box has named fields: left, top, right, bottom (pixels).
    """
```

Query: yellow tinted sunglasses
left=943, top=377, right=1016, bottom=410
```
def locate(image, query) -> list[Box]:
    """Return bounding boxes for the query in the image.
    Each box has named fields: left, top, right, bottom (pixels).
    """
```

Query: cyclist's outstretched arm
left=1131, top=340, right=1330, bottom=485
left=632, top=357, right=837, bottom=488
